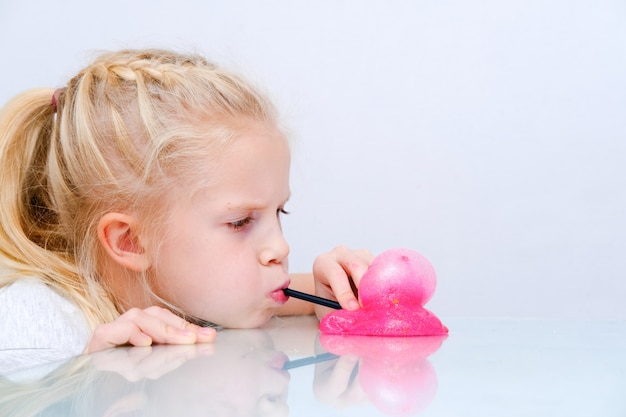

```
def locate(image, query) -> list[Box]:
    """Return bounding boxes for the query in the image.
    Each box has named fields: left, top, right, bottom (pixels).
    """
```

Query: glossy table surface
left=3, top=316, right=625, bottom=416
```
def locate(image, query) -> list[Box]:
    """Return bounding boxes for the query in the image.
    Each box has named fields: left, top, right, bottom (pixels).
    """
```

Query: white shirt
left=0, top=277, right=91, bottom=375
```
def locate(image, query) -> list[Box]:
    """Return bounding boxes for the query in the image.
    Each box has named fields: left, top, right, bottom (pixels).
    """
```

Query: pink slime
left=319, top=248, right=448, bottom=336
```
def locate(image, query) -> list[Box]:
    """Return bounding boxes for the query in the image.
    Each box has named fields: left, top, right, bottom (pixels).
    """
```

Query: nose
left=260, top=226, right=290, bottom=266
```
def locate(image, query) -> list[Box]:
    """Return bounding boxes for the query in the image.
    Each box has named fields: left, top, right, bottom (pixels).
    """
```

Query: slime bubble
left=319, top=248, right=448, bottom=336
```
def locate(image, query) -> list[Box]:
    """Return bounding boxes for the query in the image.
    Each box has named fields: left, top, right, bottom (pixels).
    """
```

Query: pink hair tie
left=51, top=88, right=63, bottom=112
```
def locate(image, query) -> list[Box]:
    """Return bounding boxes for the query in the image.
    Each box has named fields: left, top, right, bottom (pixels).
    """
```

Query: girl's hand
left=86, top=306, right=217, bottom=354
left=312, top=245, right=373, bottom=318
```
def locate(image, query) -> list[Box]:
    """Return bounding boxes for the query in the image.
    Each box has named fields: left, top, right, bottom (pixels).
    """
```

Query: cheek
left=151, top=234, right=218, bottom=301
left=156, top=217, right=221, bottom=271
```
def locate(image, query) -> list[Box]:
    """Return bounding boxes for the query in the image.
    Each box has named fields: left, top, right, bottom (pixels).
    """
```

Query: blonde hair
left=0, top=49, right=279, bottom=327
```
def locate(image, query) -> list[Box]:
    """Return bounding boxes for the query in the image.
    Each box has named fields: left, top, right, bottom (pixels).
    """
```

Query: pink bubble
left=320, top=248, right=448, bottom=336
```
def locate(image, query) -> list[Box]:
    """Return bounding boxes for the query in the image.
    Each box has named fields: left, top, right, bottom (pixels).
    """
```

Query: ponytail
left=0, top=89, right=118, bottom=327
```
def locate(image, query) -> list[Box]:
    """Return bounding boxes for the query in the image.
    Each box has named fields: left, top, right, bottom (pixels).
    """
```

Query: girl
left=0, top=49, right=371, bottom=371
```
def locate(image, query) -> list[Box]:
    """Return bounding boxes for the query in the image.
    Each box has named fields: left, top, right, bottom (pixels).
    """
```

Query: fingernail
left=199, top=327, right=216, bottom=335
left=347, top=300, right=360, bottom=310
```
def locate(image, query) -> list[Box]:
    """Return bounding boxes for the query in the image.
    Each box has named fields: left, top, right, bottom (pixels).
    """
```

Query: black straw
left=283, top=288, right=342, bottom=310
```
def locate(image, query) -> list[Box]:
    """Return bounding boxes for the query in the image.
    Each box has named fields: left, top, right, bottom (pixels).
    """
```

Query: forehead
left=191, top=124, right=291, bottom=205
left=178, top=117, right=288, bottom=178
left=223, top=126, right=289, bottom=181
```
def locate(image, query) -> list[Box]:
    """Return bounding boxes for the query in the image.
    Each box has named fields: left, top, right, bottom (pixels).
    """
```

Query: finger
left=88, top=308, right=216, bottom=353
left=142, top=306, right=193, bottom=329
left=122, top=308, right=199, bottom=345
left=192, top=325, right=217, bottom=343
left=332, top=279, right=360, bottom=311
left=335, top=247, right=373, bottom=288
left=142, top=306, right=217, bottom=343
left=333, top=248, right=373, bottom=308
left=87, top=320, right=152, bottom=353
left=315, top=246, right=372, bottom=282
left=314, top=263, right=359, bottom=310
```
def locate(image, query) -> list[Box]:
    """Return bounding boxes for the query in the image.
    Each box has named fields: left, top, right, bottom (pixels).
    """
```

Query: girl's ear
left=97, top=213, right=151, bottom=272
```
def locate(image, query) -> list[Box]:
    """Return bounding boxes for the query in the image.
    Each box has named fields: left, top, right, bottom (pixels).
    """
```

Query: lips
left=269, top=280, right=290, bottom=304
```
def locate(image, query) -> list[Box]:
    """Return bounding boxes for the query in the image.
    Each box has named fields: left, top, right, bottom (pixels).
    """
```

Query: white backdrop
left=1, top=1, right=624, bottom=319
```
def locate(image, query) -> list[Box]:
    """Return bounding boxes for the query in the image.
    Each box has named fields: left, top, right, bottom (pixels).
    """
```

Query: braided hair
left=0, top=49, right=279, bottom=326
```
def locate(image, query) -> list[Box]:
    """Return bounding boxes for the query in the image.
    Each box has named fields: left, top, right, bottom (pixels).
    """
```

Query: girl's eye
left=276, top=208, right=289, bottom=226
left=229, top=217, right=253, bottom=231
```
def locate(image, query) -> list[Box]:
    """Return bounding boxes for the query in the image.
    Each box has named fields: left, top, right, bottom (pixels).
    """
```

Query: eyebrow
left=226, top=193, right=291, bottom=212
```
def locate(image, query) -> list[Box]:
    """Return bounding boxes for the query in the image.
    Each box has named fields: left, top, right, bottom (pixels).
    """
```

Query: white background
left=1, top=1, right=624, bottom=319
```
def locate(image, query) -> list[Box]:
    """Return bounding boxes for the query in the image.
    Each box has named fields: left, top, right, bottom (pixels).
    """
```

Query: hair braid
left=0, top=48, right=280, bottom=327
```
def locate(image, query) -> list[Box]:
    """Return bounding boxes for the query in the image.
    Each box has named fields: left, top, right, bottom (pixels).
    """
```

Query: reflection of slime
left=320, top=248, right=448, bottom=336
left=320, top=334, right=446, bottom=416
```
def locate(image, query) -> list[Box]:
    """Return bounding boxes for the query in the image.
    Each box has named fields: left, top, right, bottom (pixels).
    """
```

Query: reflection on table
left=314, top=333, right=445, bottom=415
left=1, top=316, right=625, bottom=416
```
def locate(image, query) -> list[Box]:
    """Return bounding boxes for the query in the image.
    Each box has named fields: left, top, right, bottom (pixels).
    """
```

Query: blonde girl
left=0, top=49, right=371, bottom=372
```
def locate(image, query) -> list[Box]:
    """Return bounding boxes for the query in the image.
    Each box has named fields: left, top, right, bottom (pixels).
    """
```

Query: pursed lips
left=269, top=279, right=290, bottom=304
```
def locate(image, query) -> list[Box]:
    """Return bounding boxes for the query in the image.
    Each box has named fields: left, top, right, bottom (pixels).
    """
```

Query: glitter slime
left=319, top=248, right=448, bottom=336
